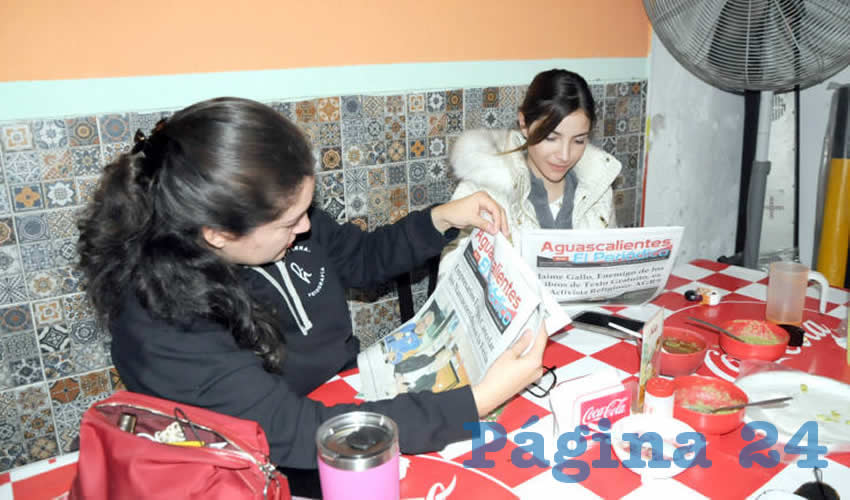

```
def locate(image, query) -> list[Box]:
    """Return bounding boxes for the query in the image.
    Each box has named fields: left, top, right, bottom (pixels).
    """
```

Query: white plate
left=735, top=371, right=850, bottom=452
left=610, top=414, right=702, bottom=481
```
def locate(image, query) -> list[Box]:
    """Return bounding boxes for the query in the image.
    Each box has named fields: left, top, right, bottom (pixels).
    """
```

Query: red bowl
left=673, top=375, right=747, bottom=435
left=659, top=327, right=707, bottom=376
left=719, top=319, right=789, bottom=361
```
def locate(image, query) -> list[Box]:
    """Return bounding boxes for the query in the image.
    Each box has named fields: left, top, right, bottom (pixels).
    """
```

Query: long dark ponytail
left=77, top=97, right=315, bottom=372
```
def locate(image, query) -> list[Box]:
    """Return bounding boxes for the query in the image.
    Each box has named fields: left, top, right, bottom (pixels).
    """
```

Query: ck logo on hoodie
left=288, top=245, right=326, bottom=298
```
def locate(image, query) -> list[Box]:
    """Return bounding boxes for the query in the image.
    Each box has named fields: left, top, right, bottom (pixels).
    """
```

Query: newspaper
left=357, top=229, right=570, bottom=401
left=519, top=226, right=685, bottom=306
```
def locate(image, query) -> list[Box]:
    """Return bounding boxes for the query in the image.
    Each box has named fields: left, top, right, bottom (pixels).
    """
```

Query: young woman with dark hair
left=441, top=69, right=622, bottom=266
left=77, top=97, right=547, bottom=492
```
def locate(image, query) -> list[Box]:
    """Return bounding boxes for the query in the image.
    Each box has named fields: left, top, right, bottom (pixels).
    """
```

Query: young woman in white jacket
left=441, top=69, right=622, bottom=268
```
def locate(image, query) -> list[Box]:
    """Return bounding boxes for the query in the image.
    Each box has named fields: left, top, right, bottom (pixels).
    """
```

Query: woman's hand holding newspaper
left=471, top=323, right=548, bottom=417
left=430, top=191, right=510, bottom=237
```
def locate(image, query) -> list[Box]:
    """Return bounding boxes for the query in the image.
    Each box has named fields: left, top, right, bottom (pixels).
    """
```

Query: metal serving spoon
left=710, top=396, right=793, bottom=413
left=686, top=316, right=748, bottom=343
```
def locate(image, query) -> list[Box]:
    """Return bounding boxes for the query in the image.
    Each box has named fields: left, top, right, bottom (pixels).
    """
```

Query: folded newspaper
left=520, top=226, right=685, bottom=306
left=357, top=229, right=570, bottom=401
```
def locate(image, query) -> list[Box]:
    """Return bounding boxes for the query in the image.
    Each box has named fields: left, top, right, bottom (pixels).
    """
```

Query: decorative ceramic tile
left=427, top=137, right=446, bottom=157
left=314, top=172, right=345, bottom=222
left=383, top=115, right=405, bottom=141
left=39, top=149, right=73, bottom=180
left=43, top=180, right=77, bottom=209
left=363, top=118, right=384, bottom=142
left=10, top=357, right=43, bottom=386
left=65, top=117, right=99, bottom=147
left=295, top=100, right=317, bottom=123
left=386, top=164, right=407, bottom=186
left=425, top=159, right=449, bottom=180
left=70, top=146, right=101, bottom=177
left=20, top=406, right=54, bottom=440
left=368, top=189, right=389, bottom=230
left=426, top=91, right=446, bottom=112
left=446, top=112, right=463, bottom=135
left=14, top=214, right=49, bottom=243
left=11, top=184, right=44, bottom=212
left=0, top=247, right=22, bottom=276
left=383, top=95, right=403, bottom=116
left=318, top=122, right=341, bottom=147
left=0, top=440, right=27, bottom=472
left=406, top=114, right=428, bottom=139
left=340, top=96, right=361, bottom=120
left=408, top=139, right=427, bottom=159
left=0, top=217, right=16, bottom=246
left=341, top=119, right=366, bottom=147
left=0, top=275, right=27, bottom=305
left=97, top=114, right=130, bottom=144
left=25, top=435, right=58, bottom=461
left=263, top=101, right=291, bottom=121
left=0, top=186, right=10, bottom=215
left=55, top=421, right=79, bottom=453
left=103, top=142, right=131, bottom=164
left=481, top=87, right=500, bottom=109
left=2, top=330, right=38, bottom=360
left=49, top=376, right=81, bottom=406
left=79, top=370, right=110, bottom=397
left=342, top=144, right=365, bottom=169
left=427, top=179, right=454, bottom=205
left=4, top=151, right=41, bottom=184
left=409, top=183, right=429, bottom=209
left=19, top=241, right=54, bottom=272
left=109, top=367, right=125, bottom=391
left=37, top=323, right=70, bottom=352
left=129, top=111, right=170, bottom=136
left=386, top=141, right=405, bottom=163
left=361, top=96, right=384, bottom=118
left=316, top=97, right=341, bottom=122
left=364, top=141, right=387, bottom=166
left=500, top=85, right=525, bottom=108
left=605, top=83, right=618, bottom=98
left=0, top=304, right=32, bottom=332
left=445, top=89, right=463, bottom=111
left=427, top=114, right=447, bottom=137
left=75, top=177, right=99, bottom=205
left=31, top=120, right=68, bottom=150
left=45, top=208, right=79, bottom=239
left=1, top=124, right=34, bottom=152
left=407, top=93, right=426, bottom=114
left=72, top=340, right=111, bottom=372
left=52, top=238, right=78, bottom=267
left=615, top=135, right=628, bottom=154
left=614, top=188, right=637, bottom=227
left=344, top=167, right=368, bottom=195
left=366, top=167, right=386, bottom=188
left=26, top=269, right=61, bottom=299
left=345, top=193, right=367, bottom=218
left=464, top=109, right=484, bottom=130
left=62, top=294, right=94, bottom=322
left=43, top=350, right=75, bottom=380
left=320, top=147, right=342, bottom=171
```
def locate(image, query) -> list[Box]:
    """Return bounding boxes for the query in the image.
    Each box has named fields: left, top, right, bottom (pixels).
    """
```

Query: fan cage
left=644, top=0, right=850, bottom=92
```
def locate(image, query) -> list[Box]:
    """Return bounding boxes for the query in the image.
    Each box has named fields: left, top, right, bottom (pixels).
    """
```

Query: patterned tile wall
left=0, top=80, right=647, bottom=472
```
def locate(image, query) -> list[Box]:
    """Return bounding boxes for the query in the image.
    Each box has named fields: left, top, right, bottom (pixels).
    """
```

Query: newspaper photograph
left=357, top=229, right=570, bottom=401
left=519, top=226, right=685, bottom=306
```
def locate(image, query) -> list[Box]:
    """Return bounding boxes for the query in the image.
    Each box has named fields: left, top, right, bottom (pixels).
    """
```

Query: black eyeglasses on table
left=525, top=365, right=557, bottom=398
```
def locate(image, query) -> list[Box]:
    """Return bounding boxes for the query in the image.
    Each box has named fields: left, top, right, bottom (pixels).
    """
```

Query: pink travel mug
left=316, top=412, right=400, bottom=500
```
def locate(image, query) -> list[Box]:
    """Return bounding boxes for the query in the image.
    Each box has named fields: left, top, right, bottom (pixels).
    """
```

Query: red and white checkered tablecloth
left=3, top=260, right=849, bottom=500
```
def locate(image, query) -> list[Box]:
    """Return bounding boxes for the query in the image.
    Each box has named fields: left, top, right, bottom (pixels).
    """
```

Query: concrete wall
left=644, top=33, right=744, bottom=263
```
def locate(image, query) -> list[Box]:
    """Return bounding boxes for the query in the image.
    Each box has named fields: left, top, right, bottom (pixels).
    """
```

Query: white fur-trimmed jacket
left=441, top=129, right=622, bottom=268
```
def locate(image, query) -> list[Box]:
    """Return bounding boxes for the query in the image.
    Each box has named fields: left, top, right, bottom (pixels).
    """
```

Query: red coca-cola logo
left=580, top=396, right=629, bottom=425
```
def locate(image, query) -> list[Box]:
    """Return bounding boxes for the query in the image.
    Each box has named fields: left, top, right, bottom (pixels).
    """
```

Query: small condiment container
left=644, top=377, right=674, bottom=418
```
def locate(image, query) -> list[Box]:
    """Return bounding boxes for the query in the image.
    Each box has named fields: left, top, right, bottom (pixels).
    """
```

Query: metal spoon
left=686, top=316, right=748, bottom=343
left=710, top=396, right=793, bottom=413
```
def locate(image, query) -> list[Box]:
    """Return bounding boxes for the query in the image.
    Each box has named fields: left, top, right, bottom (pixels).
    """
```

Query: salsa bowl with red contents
left=719, top=319, right=789, bottom=362
left=659, top=327, right=707, bottom=376
left=673, top=375, right=748, bottom=435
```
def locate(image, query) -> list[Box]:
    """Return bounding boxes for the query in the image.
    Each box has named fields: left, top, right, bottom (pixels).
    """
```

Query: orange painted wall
left=0, top=0, right=650, bottom=82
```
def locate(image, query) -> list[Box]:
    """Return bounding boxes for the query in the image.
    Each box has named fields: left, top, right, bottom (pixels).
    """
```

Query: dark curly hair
left=77, top=97, right=314, bottom=372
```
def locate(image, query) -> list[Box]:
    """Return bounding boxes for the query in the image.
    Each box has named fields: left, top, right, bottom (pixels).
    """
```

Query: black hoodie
left=110, top=207, right=477, bottom=470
